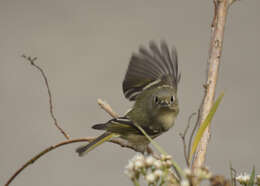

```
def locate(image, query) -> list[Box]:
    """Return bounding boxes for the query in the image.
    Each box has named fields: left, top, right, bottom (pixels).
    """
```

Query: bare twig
left=21, top=55, right=70, bottom=139
left=97, top=99, right=120, bottom=118
left=188, top=109, right=201, bottom=165
left=192, top=0, right=235, bottom=169
left=179, top=112, right=196, bottom=167
left=4, top=137, right=141, bottom=186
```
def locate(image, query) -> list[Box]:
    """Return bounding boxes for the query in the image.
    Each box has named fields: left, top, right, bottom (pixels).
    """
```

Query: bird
left=76, top=41, right=180, bottom=156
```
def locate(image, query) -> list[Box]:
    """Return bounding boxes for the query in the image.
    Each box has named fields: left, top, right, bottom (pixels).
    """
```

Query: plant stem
left=192, top=0, right=234, bottom=169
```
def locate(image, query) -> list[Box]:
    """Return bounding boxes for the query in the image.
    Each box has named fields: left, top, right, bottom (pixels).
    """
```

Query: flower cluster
left=125, top=153, right=175, bottom=185
left=236, top=173, right=251, bottom=185
left=236, top=173, right=260, bottom=186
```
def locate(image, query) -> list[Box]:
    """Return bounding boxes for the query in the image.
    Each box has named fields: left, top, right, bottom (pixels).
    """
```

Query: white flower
left=125, top=161, right=135, bottom=178
left=124, top=169, right=135, bottom=179
left=160, top=154, right=172, bottom=161
left=134, top=153, right=145, bottom=162
left=160, top=154, right=167, bottom=161
left=153, top=160, right=162, bottom=169
left=165, top=155, right=172, bottom=160
left=134, top=160, right=144, bottom=170
left=180, top=179, right=190, bottom=186
left=145, top=173, right=156, bottom=184
left=126, top=160, right=134, bottom=171
left=124, top=154, right=145, bottom=178
left=145, top=156, right=155, bottom=167
left=165, top=160, right=172, bottom=167
left=236, top=173, right=250, bottom=184
left=154, top=169, right=163, bottom=178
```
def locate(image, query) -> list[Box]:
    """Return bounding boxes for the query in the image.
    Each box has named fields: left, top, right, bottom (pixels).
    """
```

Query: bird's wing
left=122, top=41, right=180, bottom=101
left=92, top=117, right=160, bottom=136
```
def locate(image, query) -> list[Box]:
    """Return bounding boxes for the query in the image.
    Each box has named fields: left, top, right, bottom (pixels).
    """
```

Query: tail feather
left=92, top=123, right=107, bottom=130
left=76, top=132, right=117, bottom=156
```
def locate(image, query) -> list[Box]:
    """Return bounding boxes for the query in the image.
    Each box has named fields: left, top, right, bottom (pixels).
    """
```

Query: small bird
left=76, top=41, right=180, bottom=156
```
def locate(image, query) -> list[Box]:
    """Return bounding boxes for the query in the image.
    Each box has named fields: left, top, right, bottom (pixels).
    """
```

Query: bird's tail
left=75, top=132, right=118, bottom=156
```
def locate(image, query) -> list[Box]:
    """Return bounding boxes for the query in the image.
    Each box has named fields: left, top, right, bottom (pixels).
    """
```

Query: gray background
left=1, top=0, right=259, bottom=185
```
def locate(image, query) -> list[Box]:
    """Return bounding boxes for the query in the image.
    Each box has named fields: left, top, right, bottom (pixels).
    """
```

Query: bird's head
left=150, top=86, right=178, bottom=113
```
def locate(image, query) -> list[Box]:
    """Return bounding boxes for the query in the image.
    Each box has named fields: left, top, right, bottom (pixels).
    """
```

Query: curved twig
left=4, top=137, right=139, bottom=186
left=179, top=112, right=196, bottom=167
left=21, top=55, right=70, bottom=139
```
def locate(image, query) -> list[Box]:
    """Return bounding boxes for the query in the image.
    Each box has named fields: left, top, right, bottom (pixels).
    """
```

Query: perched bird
left=76, top=41, right=180, bottom=156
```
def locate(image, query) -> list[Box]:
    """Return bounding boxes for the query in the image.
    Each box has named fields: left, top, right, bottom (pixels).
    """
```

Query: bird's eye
left=154, top=96, right=159, bottom=104
left=170, top=96, right=175, bottom=103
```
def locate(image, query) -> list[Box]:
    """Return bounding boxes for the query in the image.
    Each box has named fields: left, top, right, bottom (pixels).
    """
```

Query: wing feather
left=123, top=41, right=180, bottom=101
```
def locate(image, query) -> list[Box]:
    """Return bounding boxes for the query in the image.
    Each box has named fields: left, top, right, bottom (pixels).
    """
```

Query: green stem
left=134, top=124, right=185, bottom=180
left=132, top=178, right=140, bottom=186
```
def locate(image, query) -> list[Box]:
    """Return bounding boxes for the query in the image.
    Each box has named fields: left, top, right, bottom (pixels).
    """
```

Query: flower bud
left=145, top=156, right=155, bottom=167
left=134, top=160, right=144, bottom=170
left=154, top=169, right=163, bottom=178
left=145, top=173, right=156, bottom=184
left=153, top=160, right=162, bottom=169
left=236, top=173, right=250, bottom=185
left=180, top=179, right=190, bottom=186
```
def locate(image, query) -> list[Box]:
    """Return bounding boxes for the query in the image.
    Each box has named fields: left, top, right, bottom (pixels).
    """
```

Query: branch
left=188, top=109, right=201, bottom=165
left=21, top=55, right=70, bottom=140
left=97, top=99, right=119, bottom=118
left=179, top=112, right=196, bottom=167
left=192, top=0, right=235, bottom=169
left=4, top=137, right=139, bottom=186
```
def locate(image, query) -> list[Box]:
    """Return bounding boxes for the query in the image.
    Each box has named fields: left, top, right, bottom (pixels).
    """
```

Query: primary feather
left=122, top=41, right=180, bottom=101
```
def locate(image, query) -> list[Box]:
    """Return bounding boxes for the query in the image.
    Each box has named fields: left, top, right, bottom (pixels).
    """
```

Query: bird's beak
left=159, top=101, right=170, bottom=108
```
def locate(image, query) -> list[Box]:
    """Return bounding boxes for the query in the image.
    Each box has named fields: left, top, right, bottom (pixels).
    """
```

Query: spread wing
left=122, top=41, right=180, bottom=101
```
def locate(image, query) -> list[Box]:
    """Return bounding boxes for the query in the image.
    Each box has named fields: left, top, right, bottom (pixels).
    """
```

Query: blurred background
left=1, top=0, right=259, bottom=185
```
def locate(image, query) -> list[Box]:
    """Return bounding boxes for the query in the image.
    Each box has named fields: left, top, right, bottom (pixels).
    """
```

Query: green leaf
left=189, top=92, right=224, bottom=162
left=248, top=166, right=255, bottom=186
left=134, top=124, right=184, bottom=179
left=229, top=161, right=235, bottom=186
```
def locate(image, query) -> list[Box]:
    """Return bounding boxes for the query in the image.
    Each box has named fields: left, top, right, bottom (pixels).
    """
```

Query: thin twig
left=192, top=0, right=234, bottom=169
left=97, top=99, right=119, bottom=118
left=180, top=135, right=189, bottom=167
left=188, top=109, right=201, bottom=165
left=21, top=55, right=70, bottom=139
left=179, top=112, right=196, bottom=167
left=184, top=113, right=197, bottom=137
left=4, top=137, right=140, bottom=186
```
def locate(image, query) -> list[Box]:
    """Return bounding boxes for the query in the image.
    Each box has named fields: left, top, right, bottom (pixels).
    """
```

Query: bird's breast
left=154, top=112, right=176, bottom=131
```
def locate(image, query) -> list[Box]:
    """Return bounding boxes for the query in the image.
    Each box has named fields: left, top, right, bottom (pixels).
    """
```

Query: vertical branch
left=192, top=0, right=235, bottom=169
left=22, top=55, right=70, bottom=139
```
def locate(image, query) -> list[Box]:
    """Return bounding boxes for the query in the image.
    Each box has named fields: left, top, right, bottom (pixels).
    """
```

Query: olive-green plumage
left=76, top=41, right=180, bottom=156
